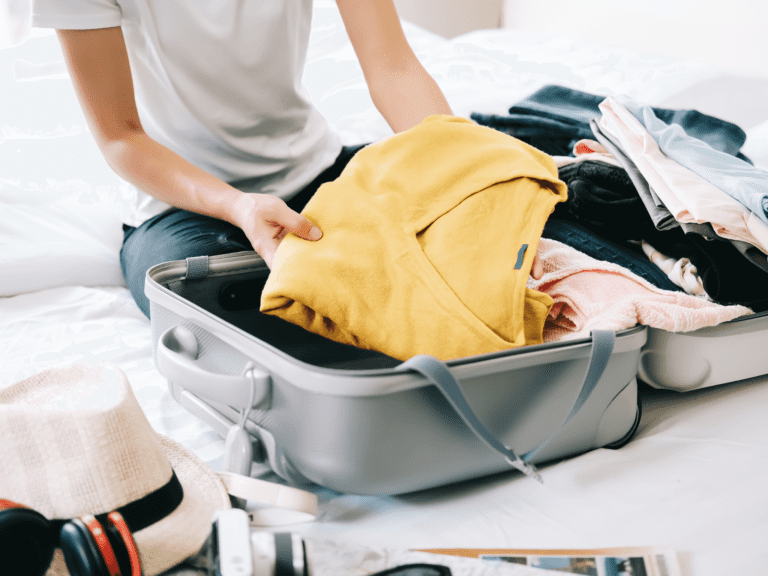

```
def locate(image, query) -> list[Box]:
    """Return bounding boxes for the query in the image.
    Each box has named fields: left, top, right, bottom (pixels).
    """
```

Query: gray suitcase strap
left=395, top=330, right=616, bottom=483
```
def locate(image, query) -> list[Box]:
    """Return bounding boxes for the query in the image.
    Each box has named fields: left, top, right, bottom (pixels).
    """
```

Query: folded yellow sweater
left=260, top=115, right=567, bottom=361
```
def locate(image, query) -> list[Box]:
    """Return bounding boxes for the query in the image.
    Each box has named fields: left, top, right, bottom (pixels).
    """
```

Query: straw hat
left=0, top=363, right=232, bottom=576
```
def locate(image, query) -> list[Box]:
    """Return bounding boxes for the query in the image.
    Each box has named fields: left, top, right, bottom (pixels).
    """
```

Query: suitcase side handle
left=156, top=325, right=271, bottom=410
left=395, top=330, right=616, bottom=484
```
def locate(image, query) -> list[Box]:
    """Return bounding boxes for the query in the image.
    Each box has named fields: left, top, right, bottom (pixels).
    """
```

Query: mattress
left=2, top=2, right=768, bottom=574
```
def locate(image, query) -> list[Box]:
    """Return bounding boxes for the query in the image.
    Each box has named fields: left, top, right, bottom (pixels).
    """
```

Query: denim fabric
left=542, top=219, right=682, bottom=293
left=554, top=160, right=659, bottom=243
left=120, top=144, right=367, bottom=317
left=472, top=85, right=752, bottom=161
left=470, top=113, right=594, bottom=156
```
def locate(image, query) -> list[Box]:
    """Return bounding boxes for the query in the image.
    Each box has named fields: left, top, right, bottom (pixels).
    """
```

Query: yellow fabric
left=260, top=115, right=567, bottom=361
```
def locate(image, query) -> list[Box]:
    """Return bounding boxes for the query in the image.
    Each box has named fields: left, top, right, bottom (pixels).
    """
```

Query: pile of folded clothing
left=473, top=85, right=768, bottom=318
left=261, top=102, right=761, bottom=357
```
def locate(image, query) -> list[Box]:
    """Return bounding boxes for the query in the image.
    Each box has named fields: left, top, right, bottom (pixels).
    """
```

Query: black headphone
left=0, top=471, right=183, bottom=576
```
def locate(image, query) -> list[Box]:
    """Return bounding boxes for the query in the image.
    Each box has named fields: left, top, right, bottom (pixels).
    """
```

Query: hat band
left=50, top=470, right=184, bottom=543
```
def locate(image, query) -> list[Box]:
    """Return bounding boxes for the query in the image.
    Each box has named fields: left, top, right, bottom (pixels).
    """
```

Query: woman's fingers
left=237, top=194, right=323, bottom=268
left=270, top=202, right=322, bottom=241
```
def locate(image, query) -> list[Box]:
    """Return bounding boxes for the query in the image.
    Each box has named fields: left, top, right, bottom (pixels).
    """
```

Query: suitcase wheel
left=603, top=395, right=642, bottom=450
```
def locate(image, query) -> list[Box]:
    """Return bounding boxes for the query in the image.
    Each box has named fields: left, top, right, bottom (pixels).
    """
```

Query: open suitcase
left=638, top=312, right=768, bottom=391
left=146, top=251, right=646, bottom=495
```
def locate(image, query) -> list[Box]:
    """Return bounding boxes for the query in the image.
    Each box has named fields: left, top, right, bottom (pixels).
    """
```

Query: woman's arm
left=56, top=27, right=321, bottom=267
left=335, top=0, right=453, bottom=133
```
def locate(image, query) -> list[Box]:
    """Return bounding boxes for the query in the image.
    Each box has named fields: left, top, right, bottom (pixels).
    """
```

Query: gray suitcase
left=638, top=312, right=768, bottom=391
left=146, top=251, right=646, bottom=495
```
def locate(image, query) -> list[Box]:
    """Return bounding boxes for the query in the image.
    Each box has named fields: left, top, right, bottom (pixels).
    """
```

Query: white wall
left=393, top=0, right=503, bottom=39
left=502, top=0, right=768, bottom=80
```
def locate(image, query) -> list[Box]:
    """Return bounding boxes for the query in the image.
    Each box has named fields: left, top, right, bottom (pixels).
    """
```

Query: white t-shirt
left=31, top=0, right=343, bottom=227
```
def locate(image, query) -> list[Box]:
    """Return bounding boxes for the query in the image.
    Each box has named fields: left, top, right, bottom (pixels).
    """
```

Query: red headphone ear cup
left=60, top=518, right=114, bottom=576
left=107, top=512, right=142, bottom=576
left=0, top=506, right=55, bottom=576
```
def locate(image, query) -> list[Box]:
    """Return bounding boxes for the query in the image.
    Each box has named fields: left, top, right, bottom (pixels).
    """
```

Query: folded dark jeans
left=469, top=113, right=594, bottom=156
left=472, top=84, right=752, bottom=161
left=553, top=160, right=658, bottom=242
left=542, top=219, right=683, bottom=293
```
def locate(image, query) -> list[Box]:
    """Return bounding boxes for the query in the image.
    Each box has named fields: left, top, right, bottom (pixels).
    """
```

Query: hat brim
left=48, top=434, right=231, bottom=576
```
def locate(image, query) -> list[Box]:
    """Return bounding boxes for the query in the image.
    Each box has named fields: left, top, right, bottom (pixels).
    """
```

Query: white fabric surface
left=0, top=180, right=126, bottom=296
left=3, top=2, right=768, bottom=575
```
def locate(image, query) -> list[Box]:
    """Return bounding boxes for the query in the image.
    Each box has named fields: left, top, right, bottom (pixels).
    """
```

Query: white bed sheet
left=2, top=2, right=768, bottom=575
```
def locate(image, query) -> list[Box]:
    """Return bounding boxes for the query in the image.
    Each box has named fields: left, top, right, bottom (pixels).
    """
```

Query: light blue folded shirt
left=616, top=94, right=768, bottom=224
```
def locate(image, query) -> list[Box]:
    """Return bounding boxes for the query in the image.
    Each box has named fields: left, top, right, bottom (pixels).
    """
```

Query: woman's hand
left=231, top=193, right=323, bottom=268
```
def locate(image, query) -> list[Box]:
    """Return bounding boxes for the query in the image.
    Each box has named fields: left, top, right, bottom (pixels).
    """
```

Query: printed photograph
left=482, top=554, right=651, bottom=576
left=602, top=556, right=649, bottom=576
left=529, top=556, right=597, bottom=575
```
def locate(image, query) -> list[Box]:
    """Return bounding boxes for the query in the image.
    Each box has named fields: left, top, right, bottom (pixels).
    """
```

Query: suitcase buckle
left=505, top=456, right=543, bottom=484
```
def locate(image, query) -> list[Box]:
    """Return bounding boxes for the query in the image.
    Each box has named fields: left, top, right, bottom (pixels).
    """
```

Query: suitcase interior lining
left=161, top=262, right=647, bottom=372
left=165, top=268, right=403, bottom=370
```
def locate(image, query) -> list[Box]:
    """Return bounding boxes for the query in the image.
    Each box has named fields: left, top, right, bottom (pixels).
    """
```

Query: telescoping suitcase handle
left=395, top=330, right=616, bottom=483
left=156, top=325, right=272, bottom=411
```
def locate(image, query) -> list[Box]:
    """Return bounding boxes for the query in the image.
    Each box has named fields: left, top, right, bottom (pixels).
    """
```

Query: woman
left=30, top=0, right=453, bottom=317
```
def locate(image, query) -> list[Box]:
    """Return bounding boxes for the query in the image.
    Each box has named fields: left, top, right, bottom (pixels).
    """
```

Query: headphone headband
left=50, top=470, right=184, bottom=544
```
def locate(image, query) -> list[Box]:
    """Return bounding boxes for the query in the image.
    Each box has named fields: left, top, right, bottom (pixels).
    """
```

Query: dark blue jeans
left=121, top=144, right=366, bottom=318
